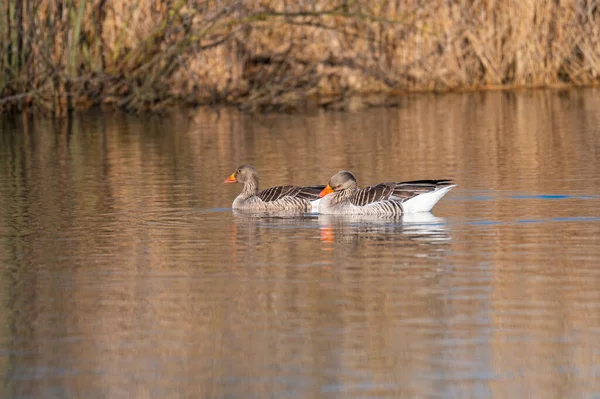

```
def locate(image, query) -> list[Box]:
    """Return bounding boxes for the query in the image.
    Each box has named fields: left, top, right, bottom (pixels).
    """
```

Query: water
left=1, top=89, right=600, bottom=398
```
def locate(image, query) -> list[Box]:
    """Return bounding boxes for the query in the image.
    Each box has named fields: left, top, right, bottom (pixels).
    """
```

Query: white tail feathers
left=401, top=185, right=456, bottom=213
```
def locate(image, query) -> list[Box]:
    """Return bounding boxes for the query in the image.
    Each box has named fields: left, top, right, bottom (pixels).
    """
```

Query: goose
left=224, top=165, right=325, bottom=212
left=318, top=170, right=455, bottom=216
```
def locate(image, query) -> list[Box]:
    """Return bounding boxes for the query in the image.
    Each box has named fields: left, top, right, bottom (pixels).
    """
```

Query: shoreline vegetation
left=1, top=0, right=600, bottom=116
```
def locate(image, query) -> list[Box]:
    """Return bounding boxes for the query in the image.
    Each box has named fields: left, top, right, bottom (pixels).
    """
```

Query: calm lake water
left=1, top=90, right=600, bottom=398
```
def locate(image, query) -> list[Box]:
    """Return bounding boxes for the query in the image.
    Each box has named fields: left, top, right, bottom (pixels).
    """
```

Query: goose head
left=319, top=170, right=358, bottom=197
left=224, top=165, right=259, bottom=187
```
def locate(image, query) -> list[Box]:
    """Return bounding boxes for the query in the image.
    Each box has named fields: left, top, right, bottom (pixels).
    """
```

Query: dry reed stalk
left=1, top=0, right=600, bottom=115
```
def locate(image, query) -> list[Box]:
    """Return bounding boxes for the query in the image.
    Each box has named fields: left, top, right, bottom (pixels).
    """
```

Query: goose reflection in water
left=228, top=210, right=452, bottom=262
left=228, top=210, right=321, bottom=265
left=317, top=212, right=452, bottom=256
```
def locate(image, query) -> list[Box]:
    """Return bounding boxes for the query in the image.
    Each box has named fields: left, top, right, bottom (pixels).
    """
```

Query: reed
left=1, top=0, right=599, bottom=115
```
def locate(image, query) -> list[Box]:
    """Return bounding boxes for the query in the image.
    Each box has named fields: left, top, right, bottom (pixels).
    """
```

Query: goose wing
left=258, top=185, right=326, bottom=202
left=348, top=180, right=455, bottom=206
left=349, top=183, right=396, bottom=206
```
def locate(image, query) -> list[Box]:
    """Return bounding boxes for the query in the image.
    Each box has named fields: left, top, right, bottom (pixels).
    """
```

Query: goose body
left=318, top=171, right=455, bottom=216
left=224, top=165, right=324, bottom=212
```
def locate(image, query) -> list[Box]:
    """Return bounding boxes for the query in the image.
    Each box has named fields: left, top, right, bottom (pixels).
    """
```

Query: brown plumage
left=257, top=185, right=324, bottom=203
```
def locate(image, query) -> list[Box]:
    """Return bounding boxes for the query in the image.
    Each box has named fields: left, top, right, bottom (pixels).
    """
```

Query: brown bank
left=1, top=0, right=600, bottom=116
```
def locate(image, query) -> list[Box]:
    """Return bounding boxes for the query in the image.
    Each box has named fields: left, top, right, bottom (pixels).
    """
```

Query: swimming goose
left=224, top=165, right=325, bottom=211
left=318, top=170, right=456, bottom=216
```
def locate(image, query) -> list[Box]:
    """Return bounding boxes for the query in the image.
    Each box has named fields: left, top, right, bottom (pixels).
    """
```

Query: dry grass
left=1, top=0, right=600, bottom=115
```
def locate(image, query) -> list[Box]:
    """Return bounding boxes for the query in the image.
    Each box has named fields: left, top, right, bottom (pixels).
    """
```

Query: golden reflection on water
left=0, top=89, right=600, bottom=398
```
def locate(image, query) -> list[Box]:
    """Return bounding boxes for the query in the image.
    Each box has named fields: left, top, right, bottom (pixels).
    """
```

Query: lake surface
left=1, top=90, right=600, bottom=398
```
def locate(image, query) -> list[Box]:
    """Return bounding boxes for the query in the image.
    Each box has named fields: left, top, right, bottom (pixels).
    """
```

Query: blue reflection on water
left=511, top=194, right=595, bottom=200
left=451, top=193, right=597, bottom=201
left=468, top=217, right=600, bottom=226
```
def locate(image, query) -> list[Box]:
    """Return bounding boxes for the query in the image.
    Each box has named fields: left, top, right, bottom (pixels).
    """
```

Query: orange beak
left=223, top=173, right=237, bottom=183
left=319, top=185, right=334, bottom=198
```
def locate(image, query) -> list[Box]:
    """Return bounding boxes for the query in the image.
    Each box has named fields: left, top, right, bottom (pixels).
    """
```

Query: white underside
left=398, top=185, right=456, bottom=213
left=310, top=198, right=321, bottom=213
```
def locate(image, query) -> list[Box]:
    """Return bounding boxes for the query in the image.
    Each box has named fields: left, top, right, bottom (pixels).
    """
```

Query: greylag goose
left=224, top=165, right=325, bottom=211
left=318, top=170, right=456, bottom=216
